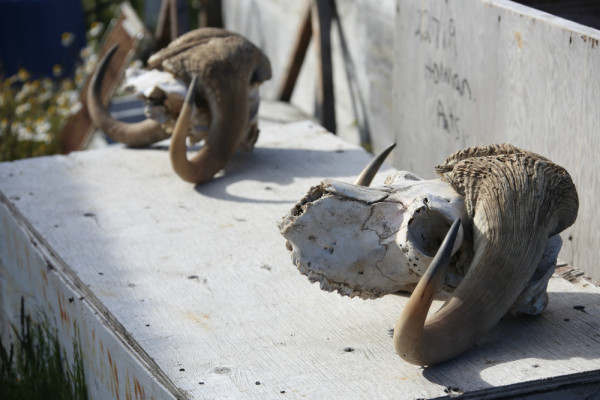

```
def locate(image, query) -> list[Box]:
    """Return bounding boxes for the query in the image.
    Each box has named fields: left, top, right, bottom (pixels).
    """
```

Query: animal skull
left=87, top=28, right=272, bottom=184
left=280, top=143, right=578, bottom=365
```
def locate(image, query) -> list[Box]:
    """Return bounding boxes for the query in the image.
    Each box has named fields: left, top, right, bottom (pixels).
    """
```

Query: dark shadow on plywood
left=421, top=288, right=600, bottom=398
left=193, top=145, right=370, bottom=203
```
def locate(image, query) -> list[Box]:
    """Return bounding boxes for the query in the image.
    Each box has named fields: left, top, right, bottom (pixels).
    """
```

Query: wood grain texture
left=393, top=0, right=600, bottom=282
left=1, top=102, right=600, bottom=399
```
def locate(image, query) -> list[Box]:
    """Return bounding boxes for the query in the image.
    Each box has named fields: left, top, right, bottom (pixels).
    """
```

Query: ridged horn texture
left=158, top=29, right=272, bottom=184
left=88, top=28, right=272, bottom=184
left=393, top=143, right=578, bottom=365
left=87, top=44, right=168, bottom=147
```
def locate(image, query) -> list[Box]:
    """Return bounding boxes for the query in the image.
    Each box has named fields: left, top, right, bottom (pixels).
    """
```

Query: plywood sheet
left=1, top=104, right=600, bottom=399
left=393, top=0, right=600, bottom=281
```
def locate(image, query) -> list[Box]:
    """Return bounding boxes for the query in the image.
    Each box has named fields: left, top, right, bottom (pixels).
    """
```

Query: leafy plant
left=0, top=18, right=106, bottom=162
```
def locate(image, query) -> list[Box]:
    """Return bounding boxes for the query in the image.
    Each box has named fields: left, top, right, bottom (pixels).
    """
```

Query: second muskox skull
left=279, top=143, right=578, bottom=365
left=87, top=28, right=272, bottom=184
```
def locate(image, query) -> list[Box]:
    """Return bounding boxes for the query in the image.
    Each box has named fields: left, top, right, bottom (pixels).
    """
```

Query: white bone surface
left=281, top=168, right=561, bottom=314
left=125, top=67, right=188, bottom=98
left=280, top=176, right=469, bottom=299
left=1, top=104, right=600, bottom=399
left=121, top=68, right=262, bottom=147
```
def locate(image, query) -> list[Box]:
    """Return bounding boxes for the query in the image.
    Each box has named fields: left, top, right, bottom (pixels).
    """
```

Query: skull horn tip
left=393, top=218, right=461, bottom=365
left=354, top=142, right=397, bottom=187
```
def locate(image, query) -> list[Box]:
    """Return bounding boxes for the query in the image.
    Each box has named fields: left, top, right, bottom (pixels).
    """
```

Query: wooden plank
left=2, top=102, right=600, bottom=398
left=392, top=0, right=600, bottom=281
left=276, top=3, right=313, bottom=102
left=154, top=0, right=190, bottom=50
left=198, top=0, right=223, bottom=28
left=58, top=3, right=150, bottom=153
left=312, top=0, right=336, bottom=134
left=276, top=0, right=337, bottom=134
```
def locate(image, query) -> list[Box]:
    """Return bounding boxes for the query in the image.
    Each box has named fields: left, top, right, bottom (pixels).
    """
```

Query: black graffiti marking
left=414, top=9, right=440, bottom=46
left=425, top=61, right=473, bottom=101
left=437, top=100, right=461, bottom=139
left=414, top=10, right=457, bottom=53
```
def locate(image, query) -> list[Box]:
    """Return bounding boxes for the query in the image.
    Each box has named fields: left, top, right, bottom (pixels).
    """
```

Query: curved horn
left=354, top=143, right=396, bottom=186
left=87, top=44, right=168, bottom=147
left=169, top=74, right=251, bottom=184
left=393, top=147, right=578, bottom=365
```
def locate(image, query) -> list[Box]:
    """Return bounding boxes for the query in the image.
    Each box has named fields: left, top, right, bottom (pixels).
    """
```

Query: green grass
left=0, top=299, right=88, bottom=400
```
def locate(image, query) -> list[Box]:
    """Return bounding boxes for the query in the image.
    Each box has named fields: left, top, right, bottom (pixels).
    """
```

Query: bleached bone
left=280, top=173, right=470, bottom=299
left=280, top=144, right=578, bottom=365
left=88, top=28, right=271, bottom=184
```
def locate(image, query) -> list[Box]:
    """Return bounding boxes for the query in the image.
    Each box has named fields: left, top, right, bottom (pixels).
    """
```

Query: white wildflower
left=35, top=118, right=50, bottom=134
left=34, top=119, right=53, bottom=143
left=15, top=83, right=33, bottom=102
left=53, top=64, right=63, bottom=77
left=61, top=32, right=75, bottom=47
left=55, top=92, right=70, bottom=107
left=80, top=45, right=94, bottom=60
left=42, top=78, right=54, bottom=91
left=83, top=53, right=99, bottom=75
left=15, top=102, right=31, bottom=116
left=15, top=123, right=35, bottom=141
left=17, top=68, right=30, bottom=81
left=37, top=89, right=53, bottom=103
left=89, top=22, right=104, bottom=38
left=69, top=101, right=83, bottom=115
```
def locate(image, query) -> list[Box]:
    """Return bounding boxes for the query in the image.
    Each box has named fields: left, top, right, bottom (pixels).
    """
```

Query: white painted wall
left=393, top=0, right=600, bottom=280
left=222, top=0, right=600, bottom=280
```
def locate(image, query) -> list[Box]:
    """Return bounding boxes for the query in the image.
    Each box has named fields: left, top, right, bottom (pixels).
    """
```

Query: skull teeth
left=296, top=260, right=379, bottom=300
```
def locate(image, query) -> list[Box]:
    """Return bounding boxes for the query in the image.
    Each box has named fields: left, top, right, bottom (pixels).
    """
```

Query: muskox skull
left=88, top=28, right=272, bottom=184
left=279, top=143, right=578, bottom=365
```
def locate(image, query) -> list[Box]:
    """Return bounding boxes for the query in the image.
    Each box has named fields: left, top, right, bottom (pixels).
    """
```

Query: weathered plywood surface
left=393, top=0, right=600, bottom=281
left=1, top=105, right=600, bottom=399
left=0, top=201, right=180, bottom=399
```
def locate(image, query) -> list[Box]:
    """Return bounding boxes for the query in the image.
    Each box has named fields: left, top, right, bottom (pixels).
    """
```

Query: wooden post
left=154, top=0, right=190, bottom=50
left=277, top=4, right=313, bottom=102
left=312, top=0, right=336, bottom=134
left=154, top=0, right=178, bottom=50
left=198, top=0, right=223, bottom=28
left=277, top=0, right=336, bottom=134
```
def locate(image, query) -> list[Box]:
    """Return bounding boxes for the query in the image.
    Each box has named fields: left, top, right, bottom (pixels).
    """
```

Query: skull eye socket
left=407, top=209, right=452, bottom=258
